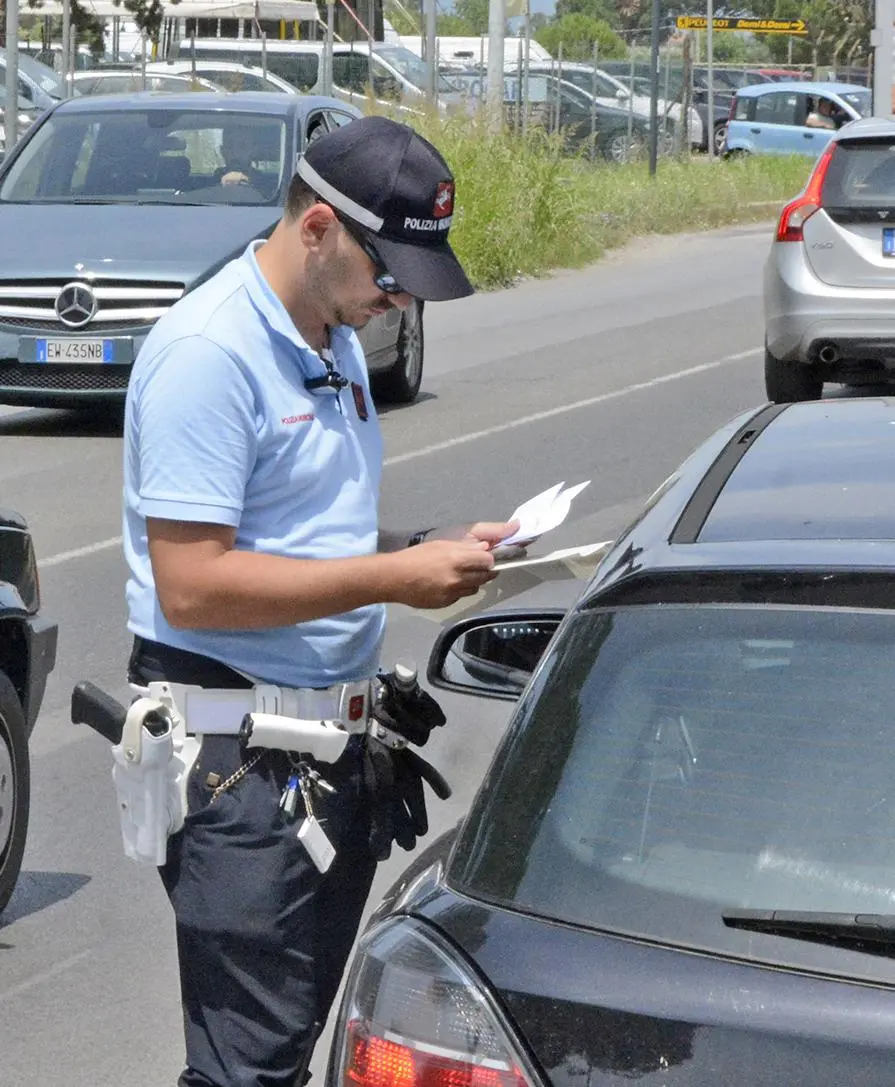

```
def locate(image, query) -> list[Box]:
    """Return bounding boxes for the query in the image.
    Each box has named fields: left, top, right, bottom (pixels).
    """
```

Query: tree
left=555, top=0, right=620, bottom=28
left=535, top=14, right=627, bottom=60
left=746, top=0, right=872, bottom=70
left=453, top=0, right=491, bottom=35
left=436, top=12, right=477, bottom=34
left=16, top=0, right=177, bottom=49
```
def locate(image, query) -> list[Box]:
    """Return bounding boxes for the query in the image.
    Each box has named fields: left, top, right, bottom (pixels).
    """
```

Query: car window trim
left=671, top=403, right=787, bottom=543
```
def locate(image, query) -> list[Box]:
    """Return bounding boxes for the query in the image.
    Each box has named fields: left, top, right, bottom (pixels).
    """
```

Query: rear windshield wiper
left=723, top=909, right=895, bottom=956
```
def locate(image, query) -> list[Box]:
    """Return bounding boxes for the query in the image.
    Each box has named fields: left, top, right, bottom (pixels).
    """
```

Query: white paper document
left=499, top=480, right=591, bottom=547
left=411, top=541, right=615, bottom=625
left=407, top=480, right=606, bottom=624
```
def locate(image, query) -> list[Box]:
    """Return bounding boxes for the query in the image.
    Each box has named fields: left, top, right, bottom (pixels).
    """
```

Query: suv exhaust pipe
left=818, top=343, right=840, bottom=365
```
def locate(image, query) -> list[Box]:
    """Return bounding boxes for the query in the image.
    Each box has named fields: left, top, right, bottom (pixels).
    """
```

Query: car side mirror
left=426, top=609, right=565, bottom=701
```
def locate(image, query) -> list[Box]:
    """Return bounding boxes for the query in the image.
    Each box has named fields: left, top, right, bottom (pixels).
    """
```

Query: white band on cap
left=297, top=157, right=385, bottom=233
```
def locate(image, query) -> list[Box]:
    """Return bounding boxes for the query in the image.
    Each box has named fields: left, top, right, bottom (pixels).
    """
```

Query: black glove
left=362, top=740, right=452, bottom=861
left=373, top=670, right=447, bottom=748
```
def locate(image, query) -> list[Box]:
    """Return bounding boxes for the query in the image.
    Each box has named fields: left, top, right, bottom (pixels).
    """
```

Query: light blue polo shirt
left=123, top=241, right=386, bottom=687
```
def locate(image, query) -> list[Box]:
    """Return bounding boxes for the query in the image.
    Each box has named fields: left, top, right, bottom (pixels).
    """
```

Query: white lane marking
left=38, top=347, right=761, bottom=570
left=385, top=347, right=762, bottom=466
left=41, top=536, right=124, bottom=568
left=0, top=948, right=93, bottom=1000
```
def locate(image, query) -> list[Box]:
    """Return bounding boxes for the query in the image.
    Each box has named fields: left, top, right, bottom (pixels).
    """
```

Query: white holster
left=112, top=692, right=201, bottom=866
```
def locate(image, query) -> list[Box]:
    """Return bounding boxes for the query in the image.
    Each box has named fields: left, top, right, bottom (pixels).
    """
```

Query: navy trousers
left=131, top=639, right=379, bottom=1087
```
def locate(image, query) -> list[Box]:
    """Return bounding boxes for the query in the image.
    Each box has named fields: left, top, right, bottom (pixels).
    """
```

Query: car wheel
left=764, top=347, right=823, bottom=403
left=0, top=669, right=28, bottom=916
left=371, top=299, right=424, bottom=405
left=603, top=130, right=644, bottom=164
left=713, top=122, right=728, bottom=155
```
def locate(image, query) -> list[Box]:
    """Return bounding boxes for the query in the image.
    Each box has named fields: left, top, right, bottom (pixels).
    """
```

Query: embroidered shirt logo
left=281, top=413, right=315, bottom=425
left=351, top=382, right=368, bottom=422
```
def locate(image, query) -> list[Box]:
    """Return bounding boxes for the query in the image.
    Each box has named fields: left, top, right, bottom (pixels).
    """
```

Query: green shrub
left=401, top=110, right=814, bottom=290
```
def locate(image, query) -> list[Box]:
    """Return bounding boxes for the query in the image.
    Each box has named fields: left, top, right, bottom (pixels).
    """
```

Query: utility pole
left=322, top=0, right=334, bottom=95
left=62, top=0, right=72, bottom=96
left=424, top=0, right=436, bottom=103
left=647, top=0, right=660, bottom=175
left=486, top=0, right=506, bottom=133
left=706, top=0, right=715, bottom=159
left=3, top=0, right=18, bottom=156
left=871, top=0, right=893, bottom=117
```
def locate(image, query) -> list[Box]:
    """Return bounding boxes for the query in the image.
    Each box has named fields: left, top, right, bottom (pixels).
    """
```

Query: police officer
left=123, top=115, right=517, bottom=1087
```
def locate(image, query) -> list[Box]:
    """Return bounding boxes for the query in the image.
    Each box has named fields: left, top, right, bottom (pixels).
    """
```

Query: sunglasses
left=316, top=199, right=404, bottom=295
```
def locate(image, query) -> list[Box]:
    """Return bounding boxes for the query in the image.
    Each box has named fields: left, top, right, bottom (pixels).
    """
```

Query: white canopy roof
left=21, top=0, right=319, bottom=21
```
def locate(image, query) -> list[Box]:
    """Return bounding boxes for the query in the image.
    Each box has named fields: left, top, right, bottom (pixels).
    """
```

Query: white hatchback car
left=763, top=116, right=895, bottom=402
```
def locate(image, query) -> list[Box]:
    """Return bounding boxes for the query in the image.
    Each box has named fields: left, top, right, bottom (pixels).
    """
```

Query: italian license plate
left=35, top=338, right=114, bottom=363
left=883, top=227, right=895, bottom=257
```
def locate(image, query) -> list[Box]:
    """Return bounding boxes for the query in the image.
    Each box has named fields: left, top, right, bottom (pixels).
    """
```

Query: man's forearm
left=159, top=548, right=407, bottom=630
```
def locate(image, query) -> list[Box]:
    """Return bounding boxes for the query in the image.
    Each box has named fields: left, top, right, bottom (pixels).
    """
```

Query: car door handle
left=750, top=127, right=761, bottom=133
left=803, top=132, right=815, bottom=138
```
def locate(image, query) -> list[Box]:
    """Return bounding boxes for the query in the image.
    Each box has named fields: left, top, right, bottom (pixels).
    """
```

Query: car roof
left=48, top=90, right=345, bottom=115
left=734, top=80, right=869, bottom=97
left=147, top=59, right=282, bottom=72
left=583, top=398, right=895, bottom=606
left=833, top=115, right=895, bottom=139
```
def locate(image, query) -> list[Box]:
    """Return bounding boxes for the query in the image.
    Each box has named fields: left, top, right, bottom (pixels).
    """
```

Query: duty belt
left=144, top=678, right=375, bottom=737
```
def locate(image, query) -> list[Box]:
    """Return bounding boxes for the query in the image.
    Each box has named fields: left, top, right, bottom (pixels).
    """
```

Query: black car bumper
left=22, top=614, right=57, bottom=734
left=0, top=362, right=131, bottom=408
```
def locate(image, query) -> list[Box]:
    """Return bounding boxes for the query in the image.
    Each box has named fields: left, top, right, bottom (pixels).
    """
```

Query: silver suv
left=763, top=117, right=895, bottom=402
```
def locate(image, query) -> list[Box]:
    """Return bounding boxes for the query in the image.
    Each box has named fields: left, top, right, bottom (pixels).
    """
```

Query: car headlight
left=330, top=916, right=543, bottom=1087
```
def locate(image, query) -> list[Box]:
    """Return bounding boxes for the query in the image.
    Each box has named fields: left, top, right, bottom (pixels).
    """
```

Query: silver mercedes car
left=0, top=92, right=424, bottom=410
left=764, top=116, right=895, bottom=402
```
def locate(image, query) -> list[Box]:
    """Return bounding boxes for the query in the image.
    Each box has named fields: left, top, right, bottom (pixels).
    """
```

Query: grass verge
left=407, top=113, right=814, bottom=290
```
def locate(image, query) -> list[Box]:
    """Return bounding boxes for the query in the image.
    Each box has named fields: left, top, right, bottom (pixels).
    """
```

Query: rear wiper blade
left=723, top=909, right=895, bottom=956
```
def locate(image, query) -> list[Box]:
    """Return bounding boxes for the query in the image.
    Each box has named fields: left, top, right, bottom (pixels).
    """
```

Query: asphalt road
left=0, top=221, right=773, bottom=1085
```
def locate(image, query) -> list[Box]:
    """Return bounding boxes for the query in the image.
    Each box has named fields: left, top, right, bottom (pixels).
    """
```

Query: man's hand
left=389, top=538, right=498, bottom=609
left=425, top=519, right=518, bottom=546
left=425, top=520, right=527, bottom=562
left=220, top=171, right=251, bottom=186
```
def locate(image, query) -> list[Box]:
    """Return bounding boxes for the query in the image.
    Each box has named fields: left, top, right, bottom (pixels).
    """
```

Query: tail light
left=775, top=144, right=835, bottom=242
left=331, top=918, right=542, bottom=1087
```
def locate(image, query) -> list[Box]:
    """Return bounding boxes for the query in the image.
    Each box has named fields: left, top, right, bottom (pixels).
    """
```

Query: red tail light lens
left=332, top=918, right=542, bottom=1087
left=775, top=145, right=835, bottom=242
left=345, top=1021, right=529, bottom=1087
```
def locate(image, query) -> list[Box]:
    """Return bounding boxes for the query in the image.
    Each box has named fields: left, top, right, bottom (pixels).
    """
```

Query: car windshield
left=545, top=67, right=627, bottom=99
left=372, top=45, right=456, bottom=93
left=838, top=89, right=872, bottom=117
left=14, top=50, right=66, bottom=98
left=0, top=108, right=289, bottom=205
left=451, top=604, right=895, bottom=983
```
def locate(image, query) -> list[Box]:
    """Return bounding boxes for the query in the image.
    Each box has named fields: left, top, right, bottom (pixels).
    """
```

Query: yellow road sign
left=676, top=15, right=808, bottom=33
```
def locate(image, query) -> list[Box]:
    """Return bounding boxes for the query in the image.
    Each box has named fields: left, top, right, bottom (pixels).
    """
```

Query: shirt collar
left=237, top=240, right=352, bottom=363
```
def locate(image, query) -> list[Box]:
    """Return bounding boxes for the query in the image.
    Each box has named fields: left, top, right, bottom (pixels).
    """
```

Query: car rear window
left=822, top=138, right=895, bottom=206
left=451, top=604, right=895, bottom=983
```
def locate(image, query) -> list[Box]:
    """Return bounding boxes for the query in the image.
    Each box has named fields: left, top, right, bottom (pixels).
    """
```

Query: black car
left=0, top=507, right=57, bottom=914
left=326, top=397, right=895, bottom=1086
